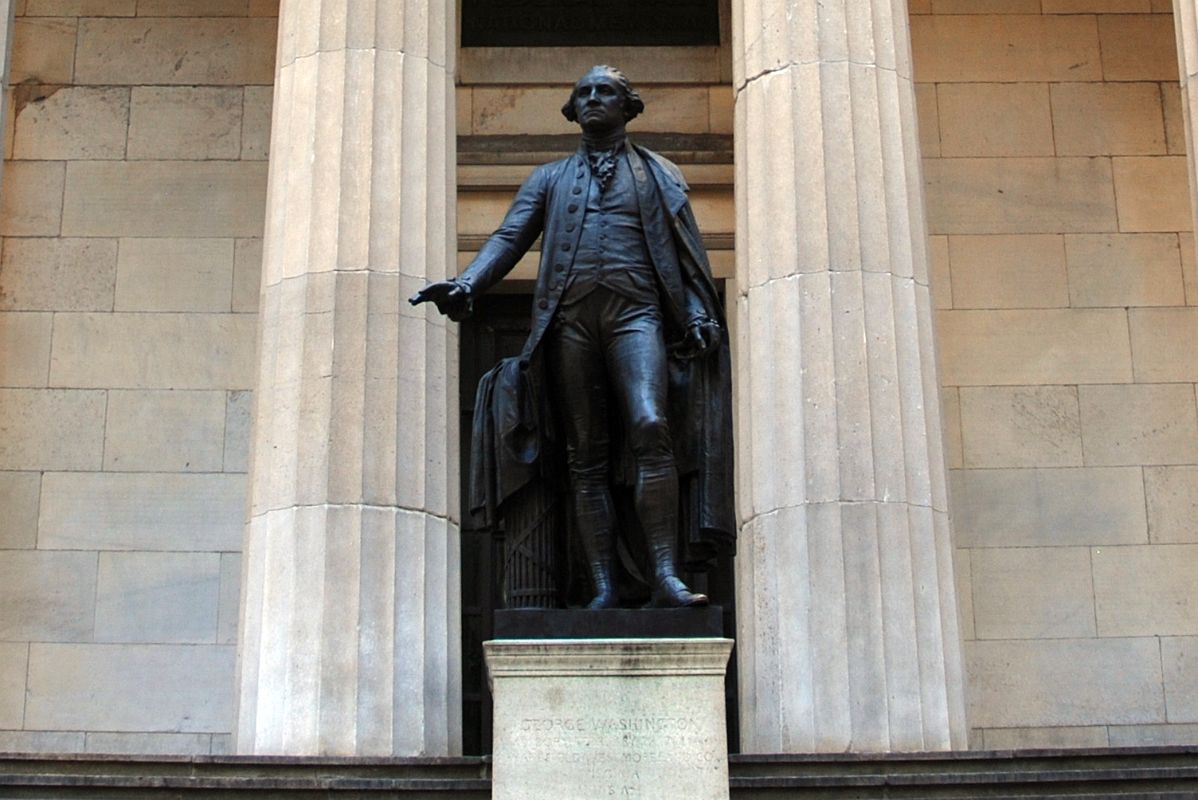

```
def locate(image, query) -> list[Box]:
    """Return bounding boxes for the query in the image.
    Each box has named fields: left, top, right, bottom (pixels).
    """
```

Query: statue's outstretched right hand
left=409, top=279, right=473, bottom=322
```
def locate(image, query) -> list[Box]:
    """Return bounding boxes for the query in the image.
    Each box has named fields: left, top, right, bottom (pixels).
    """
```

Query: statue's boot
left=647, top=530, right=708, bottom=608
left=583, top=527, right=620, bottom=609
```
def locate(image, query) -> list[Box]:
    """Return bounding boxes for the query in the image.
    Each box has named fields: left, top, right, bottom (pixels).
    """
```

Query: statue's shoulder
left=634, top=145, right=690, bottom=193
left=531, top=155, right=575, bottom=183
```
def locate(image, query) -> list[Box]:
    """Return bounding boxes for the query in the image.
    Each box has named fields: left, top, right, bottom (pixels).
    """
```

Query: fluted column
left=732, top=0, right=967, bottom=752
left=236, top=0, right=460, bottom=755
left=1173, top=1, right=1198, bottom=241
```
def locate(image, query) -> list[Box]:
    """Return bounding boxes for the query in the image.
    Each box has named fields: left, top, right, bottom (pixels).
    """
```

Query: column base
left=485, top=638, right=733, bottom=800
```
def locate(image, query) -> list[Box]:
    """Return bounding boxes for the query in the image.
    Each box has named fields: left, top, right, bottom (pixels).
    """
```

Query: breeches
left=545, top=286, right=679, bottom=555
left=546, top=286, right=675, bottom=482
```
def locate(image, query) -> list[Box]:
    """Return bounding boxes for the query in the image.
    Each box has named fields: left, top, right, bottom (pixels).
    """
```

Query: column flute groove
left=733, top=0, right=966, bottom=753
left=236, top=0, right=460, bottom=756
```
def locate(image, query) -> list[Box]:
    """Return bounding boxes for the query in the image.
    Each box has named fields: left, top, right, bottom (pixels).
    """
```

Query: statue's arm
left=410, top=165, right=549, bottom=319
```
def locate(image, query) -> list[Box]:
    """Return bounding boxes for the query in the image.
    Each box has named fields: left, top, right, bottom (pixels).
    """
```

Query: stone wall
left=0, top=0, right=276, bottom=755
left=0, top=0, right=1194, bottom=755
left=912, top=1, right=1198, bottom=748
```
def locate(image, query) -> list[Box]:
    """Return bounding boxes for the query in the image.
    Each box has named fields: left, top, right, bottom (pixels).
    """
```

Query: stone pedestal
left=235, top=0, right=460, bottom=756
left=731, top=0, right=967, bottom=752
left=486, top=638, right=734, bottom=800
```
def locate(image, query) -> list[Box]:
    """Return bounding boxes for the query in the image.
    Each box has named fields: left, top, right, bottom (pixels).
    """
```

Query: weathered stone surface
left=114, top=237, right=235, bottom=312
left=0, top=731, right=85, bottom=753
left=241, top=85, right=272, bottom=159
left=970, top=547, right=1096, bottom=639
left=937, top=309, right=1132, bottom=385
left=1098, top=14, right=1178, bottom=81
left=1079, top=383, right=1198, bottom=465
left=25, top=0, right=135, bottom=13
left=136, top=0, right=249, bottom=16
left=12, top=86, right=129, bottom=159
left=0, top=643, right=27, bottom=729
left=223, top=389, right=252, bottom=472
left=0, top=237, right=118, bottom=311
left=959, top=385, right=1082, bottom=468
left=924, top=157, right=1117, bottom=234
left=0, top=550, right=97, bottom=641
left=127, top=87, right=242, bottom=160
left=937, top=83, right=1053, bottom=157
left=103, top=389, right=227, bottom=472
left=950, top=467, right=1147, bottom=548
left=966, top=638, right=1165, bottom=727
left=0, top=312, right=52, bottom=387
left=1146, top=466, right=1198, bottom=544
left=1, top=160, right=65, bottom=236
left=1108, top=723, right=1198, bottom=746
left=1051, top=83, right=1167, bottom=156
left=95, top=552, right=222, bottom=644
left=232, top=238, right=263, bottom=312
left=1093, top=544, right=1198, bottom=635
left=62, top=161, right=267, bottom=237
left=947, top=235, right=1068, bottom=309
left=10, top=18, right=75, bottom=84
left=25, top=643, right=235, bottom=732
left=74, top=18, right=276, bottom=85
left=38, top=471, right=245, bottom=551
left=1065, top=233, right=1185, bottom=307
left=982, top=726, right=1109, bottom=750
left=1162, top=637, right=1198, bottom=723
left=0, top=388, right=106, bottom=469
left=1112, top=156, right=1192, bottom=233
left=910, top=14, right=1101, bottom=83
left=487, top=639, right=733, bottom=800
left=217, top=553, right=240, bottom=645
left=84, top=732, right=213, bottom=756
left=49, top=312, right=256, bottom=389
left=0, top=471, right=40, bottom=549
left=1130, top=308, right=1198, bottom=381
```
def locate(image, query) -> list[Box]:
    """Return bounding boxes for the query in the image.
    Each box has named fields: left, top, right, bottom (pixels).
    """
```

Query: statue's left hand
left=676, top=318, right=721, bottom=360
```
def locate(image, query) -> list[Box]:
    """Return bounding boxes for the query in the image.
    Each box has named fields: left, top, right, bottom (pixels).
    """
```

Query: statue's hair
left=561, top=65, right=645, bottom=123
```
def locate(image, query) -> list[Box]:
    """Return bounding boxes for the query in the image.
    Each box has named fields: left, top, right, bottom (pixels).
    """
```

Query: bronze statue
left=413, top=66, right=733, bottom=609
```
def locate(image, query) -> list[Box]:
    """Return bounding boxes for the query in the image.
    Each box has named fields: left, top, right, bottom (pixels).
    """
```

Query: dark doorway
left=458, top=288, right=739, bottom=756
left=461, top=0, right=720, bottom=47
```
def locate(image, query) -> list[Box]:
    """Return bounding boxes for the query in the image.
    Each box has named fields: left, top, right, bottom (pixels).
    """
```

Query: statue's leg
left=603, top=294, right=708, bottom=608
left=546, top=299, right=620, bottom=609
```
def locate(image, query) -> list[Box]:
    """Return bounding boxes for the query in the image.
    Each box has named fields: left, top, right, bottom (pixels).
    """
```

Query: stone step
left=0, top=748, right=1195, bottom=798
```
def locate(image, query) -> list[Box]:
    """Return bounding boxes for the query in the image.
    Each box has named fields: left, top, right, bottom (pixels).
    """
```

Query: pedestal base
left=485, top=638, right=734, bottom=800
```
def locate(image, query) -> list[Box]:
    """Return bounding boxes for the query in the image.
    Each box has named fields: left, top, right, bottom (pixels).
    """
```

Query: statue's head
left=561, top=65, right=645, bottom=132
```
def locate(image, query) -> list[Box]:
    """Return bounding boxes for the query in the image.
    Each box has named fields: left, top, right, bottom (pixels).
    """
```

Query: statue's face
left=572, top=70, right=626, bottom=134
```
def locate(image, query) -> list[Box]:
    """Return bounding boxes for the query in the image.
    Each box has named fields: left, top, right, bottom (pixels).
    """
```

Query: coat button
left=568, top=204, right=578, bottom=213
left=555, top=264, right=565, bottom=272
left=576, top=171, right=584, bottom=179
left=538, top=299, right=549, bottom=309
left=566, top=224, right=575, bottom=232
left=572, top=186, right=582, bottom=195
left=561, top=243, right=571, bottom=251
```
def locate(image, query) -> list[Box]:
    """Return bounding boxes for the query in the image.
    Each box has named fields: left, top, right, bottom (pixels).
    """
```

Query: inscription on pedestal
left=487, top=639, right=733, bottom=800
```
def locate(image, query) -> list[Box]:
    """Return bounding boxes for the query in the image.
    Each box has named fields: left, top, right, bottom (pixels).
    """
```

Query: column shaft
left=1173, top=0, right=1198, bottom=241
left=236, top=0, right=460, bottom=756
left=732, top=0, right=967, bottom=752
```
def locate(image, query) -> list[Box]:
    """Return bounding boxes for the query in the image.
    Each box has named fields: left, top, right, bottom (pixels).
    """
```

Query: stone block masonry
left=917, top=0, right=1198, bottom=748
left=0, top=0, right=274, bottom=755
